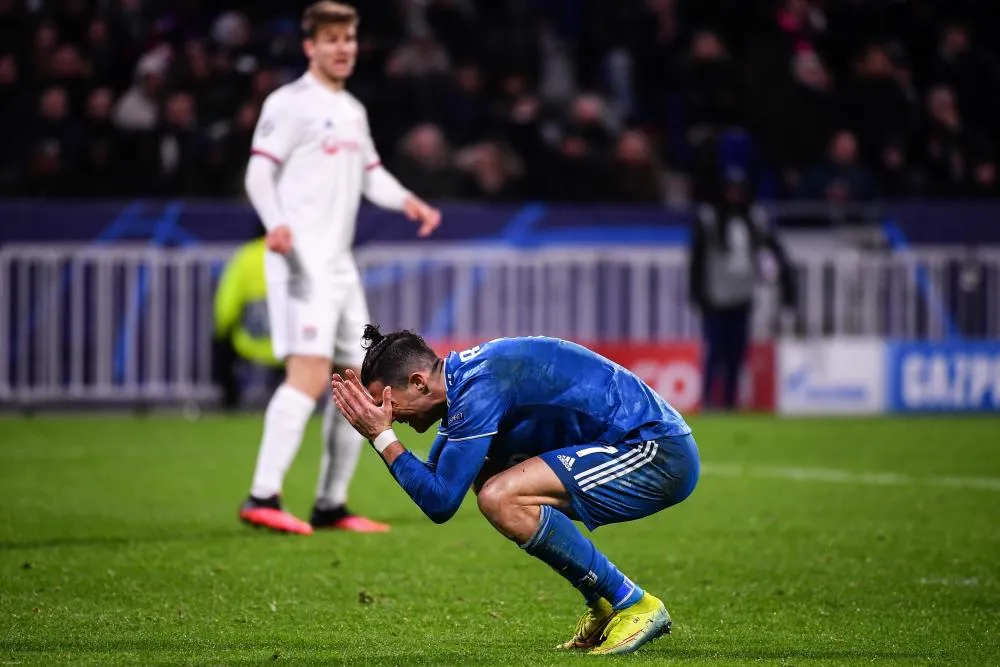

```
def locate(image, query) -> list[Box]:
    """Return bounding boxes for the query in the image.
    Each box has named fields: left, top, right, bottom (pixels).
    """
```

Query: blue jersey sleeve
left=387, top=368, right=508, bottom=524
left=425, top=432, right=448, bottom=471
left=388, top=435, right=491, bottom=524
left=443, top=373, right=507, bottom=442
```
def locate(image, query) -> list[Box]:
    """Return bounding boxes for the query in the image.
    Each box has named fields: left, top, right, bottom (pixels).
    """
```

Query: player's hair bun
left=359, top=325, right=436, bottom=386
left=362, top=323, right=386, bottom=349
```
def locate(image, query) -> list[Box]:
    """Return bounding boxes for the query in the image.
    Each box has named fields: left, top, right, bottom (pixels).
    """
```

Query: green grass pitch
left=1, top=414, right=998, bottom=665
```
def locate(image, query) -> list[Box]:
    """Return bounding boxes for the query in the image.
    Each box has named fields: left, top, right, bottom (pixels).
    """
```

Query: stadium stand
left=2, top=0, right=998, bottom=201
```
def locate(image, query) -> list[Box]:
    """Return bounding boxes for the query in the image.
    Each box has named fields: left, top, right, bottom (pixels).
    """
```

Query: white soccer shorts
left=266, top=277, right=369, bottom=368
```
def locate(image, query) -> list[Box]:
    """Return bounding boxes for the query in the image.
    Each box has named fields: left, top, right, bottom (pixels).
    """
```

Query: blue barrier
left=5, top=199, right=1000, bottom=247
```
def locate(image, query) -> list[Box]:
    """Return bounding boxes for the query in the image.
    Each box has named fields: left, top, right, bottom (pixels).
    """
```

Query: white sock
left=314, top=398, right=363, bottom=510
left=249, top=384, right=316, bottom=499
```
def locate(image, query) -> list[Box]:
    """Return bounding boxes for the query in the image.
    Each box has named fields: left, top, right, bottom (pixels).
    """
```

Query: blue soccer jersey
left=387, top=337, right=696, bottom=525
left=440, top=337, right=691, bottom=466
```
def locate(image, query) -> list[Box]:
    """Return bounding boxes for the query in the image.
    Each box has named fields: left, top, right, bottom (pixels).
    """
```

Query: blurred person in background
left=541, top=131, right=607, bottom=201
left=632, top=0, right=683, bottom=125
left=202, top=101, right=260, bottom=196
left=455, top=139, right=523, bottom=201
left=877, top=132, right=921, bottom=198
left=682, top=30, right=741, bottom=151
left=386, top=33, right=452, bottom=80
left=538, top=92, right=616, bottom=201
left=689, top=167, right=796, bottom=412
left=931, top=21, right=1000, bottom=140
left=970, top=153, right=999, bottom=197
left=798, top=129, right=876, bottom=201
left=83, top=17, right=123, bottom=88
left=249, top=68, right=280, bottom=108
left=605, top=128, right=666, bottom=203
left=28, top=21, right=59, bottom=82
left=438, top=61, right=493, bottom=147
left=113, top=51, right=166, bottom=132
left=583, top=1, right=642, bottom=122
left=562, top=92, right=617, bottom=160
left=765, top=50, right=835, bottom=195
left=384, top=33, right=453, bottom=128
left=25, top=85, right=83, bottom=195
left=839, top=43, right=916, bottom=166
left=494, top=72, right=544, bottom=154
left=139, top=89, right=208, bottom=196
left=239, top=1, right=441, bottom=536
left=390, top=122, right=463, bottom=199
left=681, top=30, right=746, bottom=201
left=774, top=0, right=826, bottom=53
left=201, top=43, right=249, bottom=123
left=0, top=52, right=29, bottom=192
left=492, top=74, right=549, bottom=197
left=213, top=232, right=284, bottom=411
left=80, top=86, right=121, bottom=195
left=43, top=43, right=89, bottom=110
left=920, top=84, right=994, bottom=198
left=172, top=40, right=215, bottom=117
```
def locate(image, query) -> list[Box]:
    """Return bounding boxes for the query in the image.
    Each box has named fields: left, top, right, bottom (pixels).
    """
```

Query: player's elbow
left=422, top=493, right=464, bottom=524
left=360, top=183, right=376, bottom=205
left=426, top=508, right=455, bottom=524
left=423, top=505, right=457, bottom=524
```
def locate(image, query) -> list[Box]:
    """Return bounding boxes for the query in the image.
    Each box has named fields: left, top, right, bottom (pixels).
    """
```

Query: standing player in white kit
left=239, top=1, right=441, bottom=535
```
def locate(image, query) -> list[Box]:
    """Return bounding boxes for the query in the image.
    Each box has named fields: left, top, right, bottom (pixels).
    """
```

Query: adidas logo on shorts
left=557, top=454, right=575, bottom=471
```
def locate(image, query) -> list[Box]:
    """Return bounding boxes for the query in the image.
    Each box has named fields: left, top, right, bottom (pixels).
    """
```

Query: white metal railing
left=1, top=242, right=998, bottom=405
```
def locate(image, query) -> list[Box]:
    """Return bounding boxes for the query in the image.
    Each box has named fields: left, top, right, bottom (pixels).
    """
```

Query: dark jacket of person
left=689, top=199, right=796, bottom=311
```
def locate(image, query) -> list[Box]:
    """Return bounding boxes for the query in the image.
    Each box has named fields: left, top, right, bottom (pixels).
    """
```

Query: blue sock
left=522, top=505, right=645, bottom=609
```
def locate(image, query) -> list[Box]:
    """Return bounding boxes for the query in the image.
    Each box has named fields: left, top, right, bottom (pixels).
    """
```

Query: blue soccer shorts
left=539, top=432, right=700, bottom=531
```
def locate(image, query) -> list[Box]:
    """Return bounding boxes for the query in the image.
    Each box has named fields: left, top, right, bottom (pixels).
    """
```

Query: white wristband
left=371, top=429, right=397, bottom=454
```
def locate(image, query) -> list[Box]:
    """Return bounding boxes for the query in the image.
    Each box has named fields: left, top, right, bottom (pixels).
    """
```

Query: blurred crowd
left=2, top=0, right=1000, bottom=202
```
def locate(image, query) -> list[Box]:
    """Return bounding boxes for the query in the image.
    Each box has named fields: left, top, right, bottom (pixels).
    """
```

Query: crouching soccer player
left=331, top=326, right=700, bottom=655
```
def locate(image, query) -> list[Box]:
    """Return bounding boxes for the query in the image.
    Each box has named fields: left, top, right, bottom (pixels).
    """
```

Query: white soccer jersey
left=249, top=72, right=407, bottom=282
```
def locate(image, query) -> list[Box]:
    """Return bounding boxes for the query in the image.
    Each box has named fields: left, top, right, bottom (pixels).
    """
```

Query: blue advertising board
left=887, top=341, right=1000, bottom=413
left=4, top=200, right=1000, bottom=247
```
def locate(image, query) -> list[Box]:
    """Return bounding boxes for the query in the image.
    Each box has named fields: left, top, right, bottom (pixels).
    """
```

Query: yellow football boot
left=588, top=592, right=671, bottom=655
left=555, top=598, right=615, bottom=650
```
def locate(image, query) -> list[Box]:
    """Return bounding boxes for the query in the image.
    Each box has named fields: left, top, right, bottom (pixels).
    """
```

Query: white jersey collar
left=303, top=70, right=347, bottom=96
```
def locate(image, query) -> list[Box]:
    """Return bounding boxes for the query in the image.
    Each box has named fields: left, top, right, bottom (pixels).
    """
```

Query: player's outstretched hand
left=265, top=225, right=293, bottom=255
left=331, top=369, right=392, bottom=441
left=403, top=196, right=441, bottom=238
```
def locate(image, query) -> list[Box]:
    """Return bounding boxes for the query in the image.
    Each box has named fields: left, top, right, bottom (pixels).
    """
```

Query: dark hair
left=302, top=1, right=358, bottom=38
left=360, top=324, right=439, bottom=387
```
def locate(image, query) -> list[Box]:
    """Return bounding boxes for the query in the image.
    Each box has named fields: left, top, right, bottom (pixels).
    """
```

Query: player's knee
left=477, top=476, right=534, bottom=534
left=476, top=476, right=513, bottom=522
left=285, top=355, right=331, bottom=399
